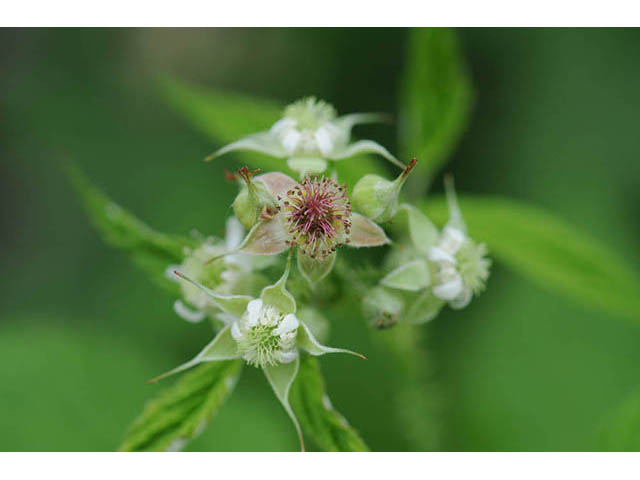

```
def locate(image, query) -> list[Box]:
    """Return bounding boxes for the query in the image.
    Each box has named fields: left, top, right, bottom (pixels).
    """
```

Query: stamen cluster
left=231, top=299, right=299, bottom=368
left=279, top=176, right=351, bottom=260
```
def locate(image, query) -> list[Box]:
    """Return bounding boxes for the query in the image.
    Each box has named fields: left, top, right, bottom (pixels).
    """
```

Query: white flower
left=209, top=97, right=403, bottom=176
left=428, top=226, right=490, bottom=309
left=167, top=216, right=273, bottom=323
left=153, top=257, right=365, bottom=451
left=378, top=177, right=491, bottom=323
left=231, top=299, right=299, bottom=367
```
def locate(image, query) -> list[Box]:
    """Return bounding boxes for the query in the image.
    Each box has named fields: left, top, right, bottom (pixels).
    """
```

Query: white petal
left=271, top=117, right=297, bottom=134
left=173, top=300, right=206, bottom=324
left=277, top=350, right=299, bottom=364
left=225, top=216, right=245, bottom=251
left=433, top=275, right=464, bottom=301
left=440, top=226, right=467, bottom=255
left=230, top=321, right=243, bottom=341
left=246, top=299, right=263, bottom=327
left=274, top=313, right=299, bottom=337
left=314, top=127, right=334, bottom=155
left=427, top=246, right=457, bottom=265
left=450, top=288, right=473, bottom=310
left=281, top=129, right=301, bottom=154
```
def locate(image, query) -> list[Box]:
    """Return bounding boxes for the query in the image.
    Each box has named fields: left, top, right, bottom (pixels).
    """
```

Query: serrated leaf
left=399, top=28, right=473, bottom=195
left=289, top=355, right=369, bottom=452
left=159, top=76, right=388, bottom=187
left=68, top=165, right=197, bottom=292
left=119, top=360, right=242, bottom=452
left=421, top=195, right=640, bottom=321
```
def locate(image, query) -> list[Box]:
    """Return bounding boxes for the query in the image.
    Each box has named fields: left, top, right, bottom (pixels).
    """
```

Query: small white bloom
left=232, top=300, right=299, bottom=368
left=378, top=178, right=491, bottom=323
left=211, top=97, right=402, bottom=175
left=169, top=217, right=274, bottom=323
left=428, top=225, right=490, bottom=309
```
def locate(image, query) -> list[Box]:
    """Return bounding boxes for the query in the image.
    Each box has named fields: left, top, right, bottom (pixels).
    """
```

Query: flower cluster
left=367, top=177, right=491, bottom=327
left=153, top=97, right=490, bottom=450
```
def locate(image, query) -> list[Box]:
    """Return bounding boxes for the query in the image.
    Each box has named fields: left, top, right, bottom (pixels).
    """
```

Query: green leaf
left=421, top=195, right=640, bottom=321
left=399, top=28, right=473, bottom=195
left=596, top=389, right=640, bottom=451
left=159, top=76, right=388, bottom=187
left=67, top=164, right=197, bottom=292
left=290, top=355, right=369, bottom=452
left=119, top=359, right=242, bottom=452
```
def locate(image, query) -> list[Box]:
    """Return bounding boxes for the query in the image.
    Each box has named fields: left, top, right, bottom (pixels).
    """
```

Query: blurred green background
left=1, top=28, right=640, bottom=451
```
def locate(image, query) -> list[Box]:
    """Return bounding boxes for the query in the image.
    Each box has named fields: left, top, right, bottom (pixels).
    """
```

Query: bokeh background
left=2, top=28, right=640, bottom=451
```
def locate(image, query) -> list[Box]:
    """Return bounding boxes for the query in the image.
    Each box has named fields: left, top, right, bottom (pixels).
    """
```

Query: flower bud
left=232, top=167, right=276, bottom=229
left=352, top=158, right=417, bottom=223
left=362, top=286, right=404, bottom=329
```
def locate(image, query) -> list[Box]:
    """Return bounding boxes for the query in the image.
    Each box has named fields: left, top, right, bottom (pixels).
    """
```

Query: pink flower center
left=280, top=176, right=351, bottom=260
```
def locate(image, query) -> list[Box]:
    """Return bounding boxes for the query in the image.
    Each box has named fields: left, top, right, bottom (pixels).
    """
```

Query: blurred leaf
left=399, top=28, right=473, bottom=195
left=119, top=360, right=243, bottom=452
left=290, top=355, right=369, bottom=452
left=596, top=389, right=640, bottom=451
left=159, top=76, right=388, bottom=188
left=421, top=195, right=640, bottom=321
left=68, top=165, right=197, bottom=292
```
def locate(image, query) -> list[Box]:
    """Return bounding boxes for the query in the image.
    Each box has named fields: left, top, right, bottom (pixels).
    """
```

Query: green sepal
left=238, top=217, right=289, bottom=255
left=348, top=212, right=390, bottom=247
left=297, top=322, right=365, bottom=360
left=263, top=357, right=304, bottom=451
left=405, top=289, right=445, bottom=325
left=172, top=270, right=252, bottom=317
left=148, top=325, right=240, bottom=383
left=260, top=252, right=296, bottom=314
left=399, top=203, right=439, bottom=256
left=381, top=258, right=431, bottom=292
left=297, top=250, right=336, bottom=286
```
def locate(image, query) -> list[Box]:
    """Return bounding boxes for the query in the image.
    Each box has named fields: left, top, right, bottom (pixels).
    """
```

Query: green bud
left=232, top=167, right=276, bottom=229
left=352, top=158, right=417, bottom=223
left=362, top=286, right=404, bottom=329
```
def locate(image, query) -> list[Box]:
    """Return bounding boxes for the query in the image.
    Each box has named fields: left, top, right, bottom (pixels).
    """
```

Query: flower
left=209, top=97, right=403, bottom=176
left=150, top=254, right=364, bottom=451
left=231, top=299, right=299, bottom=367
left=428, top=225, right=490, bottom=309
left=166, top=216, right=273, bottom=324
left=376, top=177, right=491, bottom=324
left=232, top=171, right=390, bottom=284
